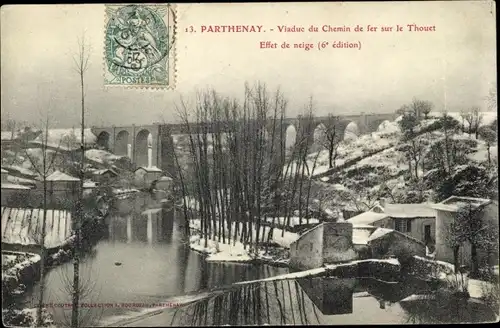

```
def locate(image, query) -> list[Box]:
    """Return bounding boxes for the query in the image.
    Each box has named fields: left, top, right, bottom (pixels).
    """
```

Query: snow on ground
left=190, top=218, right=299, bottom=249
left=468, top=145, right=497, bottom=163
left=85, top=149, right=123, bottom=164
left=427, top=111, right=497, bottom=128
left=31, top=128, right=97, bottom=150
left=300, top=127, right=401, bottom=177
left=265, top=216, right=319, bottom=227
left=235, top=258, right=401, bottom=285
left=1, top=131, right=19, bottom=141
left=1, top=207, right=73, bottom=248
left=113, top=188, right=140, bottom=195
left=2, top=251, right=41, bottom=292
left=3, top=307, right=56, bottom=328
left=83, top=180, right=97, bottom=188
left=377, top=120, right=400, bottom=134
left=189, top=235, right=253, bottom=262
left=354, top=146, right=406, bottom=174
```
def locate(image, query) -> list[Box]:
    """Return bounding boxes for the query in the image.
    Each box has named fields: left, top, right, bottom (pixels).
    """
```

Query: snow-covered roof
left=352, top=226, right=376, bottom=245
left=1, top=183, right=31, bottom=190
left=7, top=175, right=37, bottom=186
left=93, top=168, right=118, bottom=176
left=367, top=227, right=425, bottom=245
left=1, top=207, right=73, bottom=248
left=46, top=170, right=80, bottom=182
left=83, top=181, right=97, bottom=188
left=1, top=168, right=8, bottom=174
left=367, top=227, right=394, bottom=242
left=384, top=203, right=436, bottom=218
left=431, top=196, right=492, bottom=212
left=3, top=165, right=37, bottom=177
left=159, top=176, right=173, bottom=181
left=135, top=166, right=162, bottom=173
left=347, top=211, right=389, bottom=225
left=85, top=149, right=122, bottom=164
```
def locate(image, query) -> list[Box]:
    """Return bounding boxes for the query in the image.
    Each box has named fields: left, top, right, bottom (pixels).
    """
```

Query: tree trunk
left=72, top=55, right=85, bottom=328
left=453, top=246, right=460, bottom=274
left=37, top=177, right=48, bottom=326
left=487, top=144, right=491, bottom=166
left=328, top=143, right=334, bottom=169
left=471, top=244, right=478, bottom=277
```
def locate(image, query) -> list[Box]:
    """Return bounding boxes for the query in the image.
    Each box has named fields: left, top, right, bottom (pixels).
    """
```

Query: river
left=21, top=193, right=497, bottom=326
left=21, top=193, right=287, bottom=326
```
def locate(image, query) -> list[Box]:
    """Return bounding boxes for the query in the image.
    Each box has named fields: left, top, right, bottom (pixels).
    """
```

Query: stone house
left=431, top=196, right=499, bottom=268
left=32, top=170, right=81, bottom=206
left=134, top=166, right=163, bottom=188
left=153, top=175, right=173, bottom=191
left=347, top=201, right=436, bottom=246
left=91, top=168, right=118, bottom=184
left=367, top=227, right=426, bottom=258
left=382, top=203, right=436, bottom=245
left=289, top=222, right=357, bottom=270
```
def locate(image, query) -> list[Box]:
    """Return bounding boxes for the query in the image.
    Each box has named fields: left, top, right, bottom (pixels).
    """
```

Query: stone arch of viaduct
left=91, top=112, right=397, bottom=177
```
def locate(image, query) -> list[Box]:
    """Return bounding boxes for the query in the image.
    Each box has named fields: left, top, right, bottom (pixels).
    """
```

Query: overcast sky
left=1, top=1, right=496, bottom=128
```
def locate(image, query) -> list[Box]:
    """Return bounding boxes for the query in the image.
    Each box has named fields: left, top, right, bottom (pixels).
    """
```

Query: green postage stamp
left=104, top=4, right=176, bottom=88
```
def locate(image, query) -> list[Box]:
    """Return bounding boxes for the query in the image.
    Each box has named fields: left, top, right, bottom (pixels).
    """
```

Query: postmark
left=104, top=4, right=176, bottom=88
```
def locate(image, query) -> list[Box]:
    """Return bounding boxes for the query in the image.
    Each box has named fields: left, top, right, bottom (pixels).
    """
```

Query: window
left=394, top=219, right=412, bottom=233
left=424, top=224, right=432, bottom=243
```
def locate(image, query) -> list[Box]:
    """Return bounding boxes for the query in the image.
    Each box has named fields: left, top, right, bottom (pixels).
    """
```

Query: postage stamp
left=104, top=4, right=176, bottom=88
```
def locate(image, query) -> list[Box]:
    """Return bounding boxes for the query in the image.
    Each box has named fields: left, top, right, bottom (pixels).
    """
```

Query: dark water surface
left=22, top=194, right=498, bottom=326
left=22, top=194, right=286, bottom=326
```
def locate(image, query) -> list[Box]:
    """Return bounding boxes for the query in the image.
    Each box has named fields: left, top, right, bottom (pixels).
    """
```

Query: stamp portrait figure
left=104, top=4, right=175, bottom=87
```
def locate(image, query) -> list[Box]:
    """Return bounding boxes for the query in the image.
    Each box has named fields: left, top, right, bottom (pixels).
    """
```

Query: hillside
left=308, top=112, right=498, bottom=216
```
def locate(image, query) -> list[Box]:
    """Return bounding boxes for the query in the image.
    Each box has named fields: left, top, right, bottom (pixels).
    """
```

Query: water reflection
left=296, top=278, right=355, bottom=315
left=170, top=277, right=498, bottom=326
left=23, top=194, right=287, bottom=327
left=172, top=279, right=321, bottom=326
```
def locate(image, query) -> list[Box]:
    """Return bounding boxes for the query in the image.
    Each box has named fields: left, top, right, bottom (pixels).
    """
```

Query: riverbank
left=1, top=205, right=108, bottom=327
left=187, top=217, right=298, bottom=266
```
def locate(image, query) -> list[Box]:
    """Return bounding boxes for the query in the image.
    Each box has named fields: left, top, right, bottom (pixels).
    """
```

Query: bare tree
left=410, top=98, right=433, bottom=120
left=6, top=118, right=17, bottom=140
left=70, top=34, right=91, bottom=328
left=478, top=126, right=497, bottom=166
left=57, top=259, right=104, bottom=327
left=171, top=83, right=318, bottom=259
left=448, top=203, right=497, bottom=276
left=22, top=116, right=63, bottom=327
left=397, top=111, right=425, bottom=179
left=461, top=107, right=483, bottom=138
left=487, top=85, right=497, bottom=112
left=317, top=114, right=341, bottom=169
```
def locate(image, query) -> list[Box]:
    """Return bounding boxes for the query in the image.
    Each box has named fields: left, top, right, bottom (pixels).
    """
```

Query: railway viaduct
left=90, top=112, right=397, bottom=177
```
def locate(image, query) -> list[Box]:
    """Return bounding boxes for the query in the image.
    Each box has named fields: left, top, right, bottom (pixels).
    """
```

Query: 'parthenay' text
left=201, top=25, right=264, bottom=33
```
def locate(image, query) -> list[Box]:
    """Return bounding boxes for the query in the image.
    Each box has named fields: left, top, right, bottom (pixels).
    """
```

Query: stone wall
left=297, top=277, right=355, bottom=315
left=369, top=231, right=426, bottom=259
left=289, top=224, right=324, bottom=270
left=290, top=222, right=358, bottom=270
left=322, top=222, right=357, bottom=263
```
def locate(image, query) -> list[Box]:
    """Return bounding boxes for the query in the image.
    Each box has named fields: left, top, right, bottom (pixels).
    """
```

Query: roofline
left=432, top=196, right=493, bottom=212
left=440, top=195, right=492, bottom=206
left=387, top=215, right=436, bottom=219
